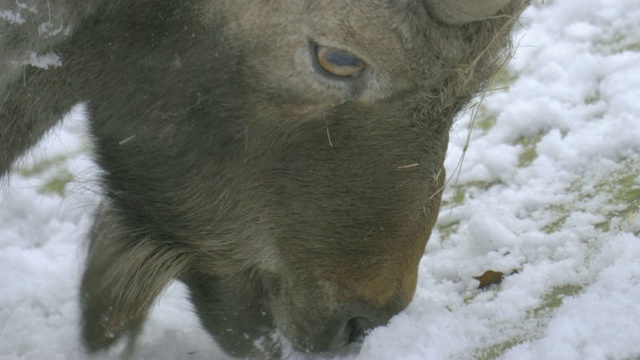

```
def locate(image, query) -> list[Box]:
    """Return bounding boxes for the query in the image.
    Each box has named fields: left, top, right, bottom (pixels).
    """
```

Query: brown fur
left=0, top=0, right=530, bottom=358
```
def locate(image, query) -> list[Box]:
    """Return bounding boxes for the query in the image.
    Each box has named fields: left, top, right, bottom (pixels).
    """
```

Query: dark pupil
left=325, top=50, right=361, bottom=68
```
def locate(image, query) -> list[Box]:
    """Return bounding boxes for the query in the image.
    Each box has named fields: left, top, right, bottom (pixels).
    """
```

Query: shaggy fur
left=0, top=0, right=530, bottom=358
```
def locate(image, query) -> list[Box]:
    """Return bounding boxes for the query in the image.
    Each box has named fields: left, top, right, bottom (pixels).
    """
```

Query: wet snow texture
left=2, top=0, right=640, bottom=359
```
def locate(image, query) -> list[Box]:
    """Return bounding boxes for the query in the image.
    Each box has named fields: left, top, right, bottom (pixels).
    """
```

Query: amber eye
left=315, top=45, right=365, bottom=78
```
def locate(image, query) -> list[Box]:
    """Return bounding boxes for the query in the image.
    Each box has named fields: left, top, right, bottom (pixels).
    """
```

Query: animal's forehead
left=212, top=0, right=454, bottom=100
left=217, top=0, right=433, bottom=64
left=301, top=0, right=430, bottom=56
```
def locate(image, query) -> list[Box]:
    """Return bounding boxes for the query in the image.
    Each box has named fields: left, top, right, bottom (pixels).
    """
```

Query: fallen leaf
left=473, top=270, right=506, bottom=289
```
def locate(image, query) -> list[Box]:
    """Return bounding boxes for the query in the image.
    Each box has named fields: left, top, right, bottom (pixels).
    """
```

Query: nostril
left=345, top=317, right=369, bottom=344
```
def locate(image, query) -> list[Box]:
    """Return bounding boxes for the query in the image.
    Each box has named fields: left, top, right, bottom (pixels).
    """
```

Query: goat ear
left=80, top=205, right=191, bottom=352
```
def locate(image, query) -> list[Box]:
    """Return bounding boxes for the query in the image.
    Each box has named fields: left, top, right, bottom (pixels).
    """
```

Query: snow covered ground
left=2, top=0, right=640, bottom=359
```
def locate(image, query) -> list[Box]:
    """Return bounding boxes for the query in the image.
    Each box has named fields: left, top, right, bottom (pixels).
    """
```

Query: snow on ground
left=2, top=0, right=640, bottom=359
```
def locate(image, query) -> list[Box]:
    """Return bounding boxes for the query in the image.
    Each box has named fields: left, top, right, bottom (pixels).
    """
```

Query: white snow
left=24, top=51, right=62, bottom=69
left=2, top=0, right=639, bottom=359
left=0, top=10, right=25, bottom=24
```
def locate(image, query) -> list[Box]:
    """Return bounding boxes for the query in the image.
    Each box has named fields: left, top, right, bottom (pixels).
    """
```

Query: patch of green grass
left=37, top=171, right=73, bottom=196
left=17, top=155, right=68, bottom=178
left=17, top=153, right=75, bottom=197
left=463, top=293, right=478, bottom=305
left=590, top=166, right=639, bottom=232
left=437, top=221, right=460, bottom=242
left=476, top=115, right=498, bottom=132
left=451, top=181, right=498, bottom=205
left=594, top=221, right=610, bottom=232
left=439, top=181, right=499, bottom=239
left=489, top=69, right=518, bottom=90
left=476, top=337, right=527, bottom=360
left=591, top=22, right=639, bottom=55
left=462, top=287, right=500, bottom=306
left=594, top=33, right=640, bottom=55
left=474, top=284, right=584, bottom=360
left=613, top=173, right=640, bottom=214
left=585, top=91, right=602, bottom=105
left=542, top=159, right=639, bottom=234
left=515, top=133, right=544, bottom=168
left=453, top=187, right=466, bottom=205
left=541, top=202, right=574, bottom=234
left=531, top=285, right=584, bottom=318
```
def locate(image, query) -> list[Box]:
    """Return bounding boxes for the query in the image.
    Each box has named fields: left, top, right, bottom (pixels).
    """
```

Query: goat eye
left=315, top=45, right=365, bottom=78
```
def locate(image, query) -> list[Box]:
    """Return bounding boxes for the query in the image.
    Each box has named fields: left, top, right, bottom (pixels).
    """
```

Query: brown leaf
left=473, top=270, right=506, bottom=289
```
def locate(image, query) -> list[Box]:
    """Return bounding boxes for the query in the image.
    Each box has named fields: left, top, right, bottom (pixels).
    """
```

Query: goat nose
left=293, top=312, right=393, bottom=352
left=344, top=316, right=372, bottom=344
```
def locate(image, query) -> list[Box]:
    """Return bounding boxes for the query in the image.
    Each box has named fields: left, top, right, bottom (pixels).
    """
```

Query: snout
left=268, top=277, right=411, bottom=354
left=282, top=310, right=392, bottom=353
